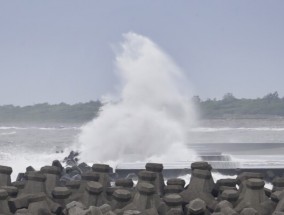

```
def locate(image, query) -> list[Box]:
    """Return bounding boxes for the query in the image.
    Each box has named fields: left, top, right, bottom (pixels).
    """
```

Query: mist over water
left=76, top=32, right=198, bottom=164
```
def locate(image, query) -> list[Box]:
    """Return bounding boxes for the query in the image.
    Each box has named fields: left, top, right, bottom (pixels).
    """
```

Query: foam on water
left=75, top=32, right=198, bottom=164
left=0, top=131, right=17, bottom=136
left=190, top=127, right=284, bottom=132
left=0, top=126, right=79, bottom=130
left=0, top=125, right=78, bottom=180
left=0, top=151, right=66, bottom=180
left=178, top=172, right=272, bottom=189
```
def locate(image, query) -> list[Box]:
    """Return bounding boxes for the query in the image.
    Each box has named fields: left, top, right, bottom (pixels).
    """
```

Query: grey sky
left=0, top=1, right=283, bottom=105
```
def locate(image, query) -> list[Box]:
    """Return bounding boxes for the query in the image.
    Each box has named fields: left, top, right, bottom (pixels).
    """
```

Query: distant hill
left=0, top=101, right=102, bottom=124
left=195, top=92, right=284, bottom=119
left=1, top=92, right=284, bottom=124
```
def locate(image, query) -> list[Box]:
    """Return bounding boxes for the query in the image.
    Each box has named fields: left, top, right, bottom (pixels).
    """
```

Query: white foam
left=190, top=127, right=284, bottom=132
left=0, top=131, right=16, bottom=136
left=178, top=172, right=273, bottom=189
left=0, top=126, right=79, bottom=130
left=0, top=151, right=67, bottom=181
left=75, top=32, right=198, bottom=164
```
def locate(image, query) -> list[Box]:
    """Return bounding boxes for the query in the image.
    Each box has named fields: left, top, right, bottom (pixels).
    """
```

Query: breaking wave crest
left=75, top=32, right=198, bottom=164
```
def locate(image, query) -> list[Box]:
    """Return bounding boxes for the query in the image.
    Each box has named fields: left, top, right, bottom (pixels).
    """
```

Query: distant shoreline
left=2, top=92, right=284, bottom=124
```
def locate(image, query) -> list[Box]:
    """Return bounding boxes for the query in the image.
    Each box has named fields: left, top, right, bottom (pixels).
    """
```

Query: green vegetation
left=1, top=92, right=284, bottom=123
left=0, top=101, right=102, bottom=124
left=195, top=92, right=284, bottom=119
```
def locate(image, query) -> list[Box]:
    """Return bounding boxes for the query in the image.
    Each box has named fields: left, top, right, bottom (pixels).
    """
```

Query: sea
left=1, top=118, right=284, bottom=180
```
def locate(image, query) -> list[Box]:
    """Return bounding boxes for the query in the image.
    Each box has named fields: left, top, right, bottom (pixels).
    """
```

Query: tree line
left=0, top=101, right=102, bottom=124
left=1, top=92, right=284, bottom=124
left=195, top=92, right=284, bottom=118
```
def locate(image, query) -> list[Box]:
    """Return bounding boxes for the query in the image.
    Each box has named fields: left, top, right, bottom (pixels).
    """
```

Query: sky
left=0, top=1, right=283, bottom=105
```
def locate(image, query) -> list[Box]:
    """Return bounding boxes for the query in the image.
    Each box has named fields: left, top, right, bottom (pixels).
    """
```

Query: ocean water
left=1, top=119, right=284, bottom=180
left=0, top=123, right=80, bottom=179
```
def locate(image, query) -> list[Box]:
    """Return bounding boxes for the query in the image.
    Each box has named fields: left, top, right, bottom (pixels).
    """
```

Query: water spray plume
left=76, top=32, right=198, bottom=164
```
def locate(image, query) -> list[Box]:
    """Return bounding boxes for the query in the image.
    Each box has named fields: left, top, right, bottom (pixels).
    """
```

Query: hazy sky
left=0, top=1, right=283, bottom=105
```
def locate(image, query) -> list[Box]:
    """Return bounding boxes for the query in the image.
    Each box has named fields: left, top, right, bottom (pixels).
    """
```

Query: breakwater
left=0, top=160, right=283, bottom=214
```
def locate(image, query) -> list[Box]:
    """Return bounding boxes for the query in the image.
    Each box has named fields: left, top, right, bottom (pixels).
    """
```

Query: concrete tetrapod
left=145, top=163, right=165, bottom=197
left=0, top=188, right=12, bottom=214
left=21, top=171, right=46, bottom=195
left=185, top=198, right=207, bottom=215
left=52, top=186, right=71, bottom=208
left=0, top=165, right=12, bottom=187
left=180, top=168, right=217, bottom=212
left=136, top=170, right=157, bottom=192
left=27, top=193, right=51, bottom=215
left=40, top=166, right=61, bottom=198
left=165, top=178, right=185, bottom=195
left=115, top=178, right=135, bottom=199
left=235, top=178, right=271, bottom=214
left=82, top=181, right=106, bottom=208
left=214, top=200, right=237, bottom=215
left=112, top=189, right=132, bottom=214
left=121, top=182, right=161, bottom=215
left=163, top=194, right=183, bottom=214
left=273, top=177, right=284, bottom=192
left=92, top=164, right=111, bottom=189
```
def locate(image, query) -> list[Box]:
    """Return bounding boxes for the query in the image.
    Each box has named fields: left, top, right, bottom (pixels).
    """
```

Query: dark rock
left=264, top=187, right=272, bottom=197
left=78, top=162, right=92, bottom=173
left=52, top=160, right=63, bottom=173
left=63, top=151, right=79, bottom=167
left=16, top=173, right=26, bottom=182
